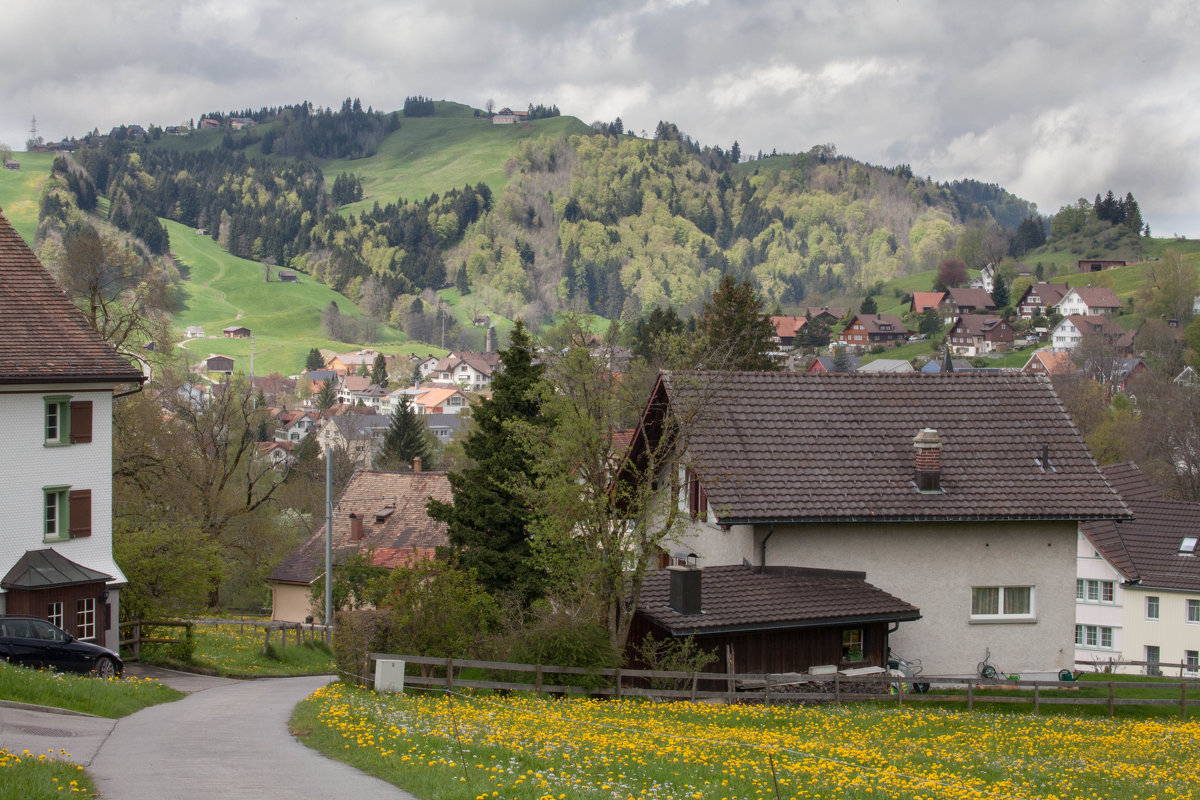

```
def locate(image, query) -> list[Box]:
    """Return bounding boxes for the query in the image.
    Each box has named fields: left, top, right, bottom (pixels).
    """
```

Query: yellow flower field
left=295, top=682, right=1200, bottom=800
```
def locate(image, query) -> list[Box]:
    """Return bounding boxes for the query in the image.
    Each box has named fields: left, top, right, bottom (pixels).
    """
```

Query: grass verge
left=0, top=748, right=94, bottom=800
left=0, top=659, right=182, bottom=718
left=293, top=681, right=1200, bottom=799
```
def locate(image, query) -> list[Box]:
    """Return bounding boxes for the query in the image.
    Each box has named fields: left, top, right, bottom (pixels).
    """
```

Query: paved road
left=1, top=667, right=416, bottom=800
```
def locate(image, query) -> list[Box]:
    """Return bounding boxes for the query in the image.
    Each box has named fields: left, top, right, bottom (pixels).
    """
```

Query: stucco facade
left=1074, top=532, right=1125, bottom=668
left=1120, top=587, right=1200, bottom=676
left=679, top=518, right=1078, bottom=677
left=0, top=384, right=126, bottom=648
left=271, top=582, right=315, bottom=623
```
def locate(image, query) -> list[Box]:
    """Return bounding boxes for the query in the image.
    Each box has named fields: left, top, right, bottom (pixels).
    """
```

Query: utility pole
left=324, top=445, right=333, bottom=644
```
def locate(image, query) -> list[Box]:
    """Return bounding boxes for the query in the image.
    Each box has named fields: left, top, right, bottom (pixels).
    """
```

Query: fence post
left=1108, top=682, right=1115, bottom=717
left=764, top=673, right=772, bottom=706
left=1033, top=681, right=1040, bottom=713
left=967, top=682, right=974, bottom=712
left=446, top=657, right=454, bottom=692
left=1182, top=682, right=1188, bottom=718
left=834, top=673, right=841, bottom=706
left=263, top=626, right=270, bottom=655
left=134, top=622, right=141, bottom=661
left=690, top=671, right=699, bottom=701
left=536, top=664, right=543, bottom=698
left=615, top=667, right=622, bottom=699
left=279, top=623, right=286, bottom=651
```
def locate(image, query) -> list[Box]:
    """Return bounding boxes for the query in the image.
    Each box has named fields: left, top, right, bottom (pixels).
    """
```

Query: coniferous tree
left=694, top=276, right=778, bottom=371
left=427, top=322, right=548, bottom=602
left=991, top=274, right=1010, bottom=308
left=315, top=379, right=338, bottom=410
left=376, top=395, right=430, bottom=471
left=860, top=295, right=878, bottom=315
left=305, top=348, right=325, bottom=372
left=371, top=353, right=389, bottom=387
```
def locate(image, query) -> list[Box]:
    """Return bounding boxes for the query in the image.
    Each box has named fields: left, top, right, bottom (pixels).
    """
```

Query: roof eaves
left=657, top=609, right=923, bottom=637
left=718, top=512, right=1133, bottom=525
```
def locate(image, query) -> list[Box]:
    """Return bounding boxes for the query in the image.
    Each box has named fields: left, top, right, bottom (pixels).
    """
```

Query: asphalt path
left=1, top=666, right=416, bottom=800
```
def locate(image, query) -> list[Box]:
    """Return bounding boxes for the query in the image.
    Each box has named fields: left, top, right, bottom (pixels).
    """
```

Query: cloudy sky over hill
left=4, top=0, right=1197, bottom=236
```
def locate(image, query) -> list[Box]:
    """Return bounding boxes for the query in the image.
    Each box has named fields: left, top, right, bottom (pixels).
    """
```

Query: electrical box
left=375, top=659, right=406, bottom=693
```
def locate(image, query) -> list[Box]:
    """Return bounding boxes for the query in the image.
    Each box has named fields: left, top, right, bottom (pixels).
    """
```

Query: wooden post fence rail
left=361, top=653, right=1199, bottom=716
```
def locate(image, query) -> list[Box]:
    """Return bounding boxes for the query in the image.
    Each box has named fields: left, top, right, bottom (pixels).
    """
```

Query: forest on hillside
left=33, top=101, right=1150, bottom=344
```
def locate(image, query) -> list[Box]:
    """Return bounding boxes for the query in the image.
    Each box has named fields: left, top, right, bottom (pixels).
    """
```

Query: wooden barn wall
left=4, top=581, right=107, bottom=638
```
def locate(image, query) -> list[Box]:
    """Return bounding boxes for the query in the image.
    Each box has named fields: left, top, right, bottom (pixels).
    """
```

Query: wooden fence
left=120, top=618, right=330, bottom=660
left=368, top=653, right=1200, bottom=717
left=1076, top=657, right=1199, bottom=678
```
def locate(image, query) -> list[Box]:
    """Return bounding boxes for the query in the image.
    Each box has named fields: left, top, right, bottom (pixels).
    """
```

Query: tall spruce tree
left=305, top=348, right=325, bottom=372
left=693, top=275, right=778, bottom=371
left=371, top=353, right=389, bottom=387
left=376, top=395, right=430, bottom=471
left=427, top=321, right=548, bottom=601
left=315, top=379, right=338, bottom=410
left=991, top=273, right=1010, bottom=308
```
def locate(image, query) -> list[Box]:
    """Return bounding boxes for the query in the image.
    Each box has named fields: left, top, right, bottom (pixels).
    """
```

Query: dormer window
left=1181, top=537, right=1198, bottom=555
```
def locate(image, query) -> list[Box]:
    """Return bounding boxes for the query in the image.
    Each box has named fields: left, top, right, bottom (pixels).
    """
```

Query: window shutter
left=69, top=490, right=92, bottom=538
left=70, top=401, right=93, bottom=443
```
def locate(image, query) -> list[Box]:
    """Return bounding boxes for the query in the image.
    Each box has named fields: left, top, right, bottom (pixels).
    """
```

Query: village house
left=256, top=441, right=295, bottom=471
left=429, top=351, right=501, bottom=390
left=806, top=306, right=847, bottom=324
left=267, top=469, right=451, bottom=622
left=203, top=354, right=234, bottom=374
left=1021, top=349, right=1077, bottom=378
left=1079, top=463, right=1200, bottom=675
left=623, top=372, right=1129, bottom=677
left=1056, top=287, right=1123, bottom=317
left=412, top=387, right=470, bottom=415
left=806, top=354, right=862, bottom=373
left=0, top=211, right=146, bottom=651
left=837, top=314, right=909, bottom=349
left=1015, top=283, right=1070, bottom=319
left=313, top=414, right=390, bottom=469
left=222, top=325, right=251, bottom=338
left=327, top=349, right=394, bottom=378
left=185, top=326, right=205, bottom=339
left=855, top=358, right=914, bottom=373
left=945, top=314, right=1015, bottom=357
left=941, top=287, right=996, bottom=324
left=492, top=107, right=519, bottom=124
left=1051, top=315, right=1134, bottom=352
left=769, top=315, right=807, bottom=349
left=273, top=409, right=320, bottom=444
left=910, top=292, right=945, bottom=314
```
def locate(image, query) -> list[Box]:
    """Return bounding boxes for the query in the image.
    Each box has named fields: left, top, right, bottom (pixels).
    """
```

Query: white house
left=1074, top=531, right=1126, bottom=669
left=1056, top=287, right=1123, bottom=317
left=1081, top=462, right=1200, bottom=676
left=0, top=212, right=146, bottom=651
left=1051, top=315, right=1134, bottom=352
left=428, top=351, right=501, bottom=391
left=622, top=372, right=1130, bottom=677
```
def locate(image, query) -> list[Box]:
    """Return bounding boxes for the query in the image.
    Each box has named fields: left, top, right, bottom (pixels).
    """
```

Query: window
left=971, top=586, right=1034, bottom=620
left=1146, top=645, right=1162, bottom=676
left=1147, top=596, right=1160, bottom=620
left=1181, top=537, right=1198, bottom=554
left=1074, top=624, right=1113, bottom=649
left=1188, top=599, right=1200, bottom=623
left=1077, top=579, right=1115, bottom=603
left=42, top=487, right=90, bottom=541
left=1187, top=651, right=1200, bottom=676
left=43, top=397, right=91, bottom=446
left=76, top=598, right=95, bottom=641
left=842, top=629, right=864, bottom=661
left=47, top=602, right=64, bottom=629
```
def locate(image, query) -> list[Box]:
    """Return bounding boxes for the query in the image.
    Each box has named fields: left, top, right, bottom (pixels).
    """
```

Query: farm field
left=163, top=218, right=433, bottom=376
left=0, top=152, right=55, bottom=244
left=293, top=682, right=1200, bottom=800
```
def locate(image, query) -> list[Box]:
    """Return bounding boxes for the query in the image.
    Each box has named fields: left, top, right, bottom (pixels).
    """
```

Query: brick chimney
left=349, top=512, right=364, bottom=541
left=413, top=456, right=422, bottom=473
left=668, top=563, right=702, bottom=615
left=913, top=428, right=942, bottom=493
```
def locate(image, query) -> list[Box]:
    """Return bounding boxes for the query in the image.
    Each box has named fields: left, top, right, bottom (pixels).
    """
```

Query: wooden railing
left=367, top=653, right=1200, bottom=717
left=120, top=618, right=330, bottom=660
left=119, top=619, right=193, bottom=661
left=1076, top=657, right=1199, bottom=678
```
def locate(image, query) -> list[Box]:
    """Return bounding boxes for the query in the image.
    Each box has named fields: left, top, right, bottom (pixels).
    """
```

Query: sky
left=4, top=0, right=1198, bottom=237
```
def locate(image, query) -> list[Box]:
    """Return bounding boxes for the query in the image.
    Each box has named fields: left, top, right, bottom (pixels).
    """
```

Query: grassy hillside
left=164, top=218, right=439, bottom=376
left=0, top=152, right=55, bottom=243
left=324, top=113, right=592, bottom=214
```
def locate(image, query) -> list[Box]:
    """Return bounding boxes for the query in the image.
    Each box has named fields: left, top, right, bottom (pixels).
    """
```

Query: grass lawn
left=139, top=621, right=333, bottom=677
left=0, top=659, right=182, bottom=718
left=0, top=152, right=55, bottom=244
left=0, top=747, right=94, bottom=800
left=294, top=682, right=1200, bottom=799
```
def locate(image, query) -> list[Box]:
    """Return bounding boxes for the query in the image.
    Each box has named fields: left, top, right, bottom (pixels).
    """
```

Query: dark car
left=0, top=615, right=122, bottom=678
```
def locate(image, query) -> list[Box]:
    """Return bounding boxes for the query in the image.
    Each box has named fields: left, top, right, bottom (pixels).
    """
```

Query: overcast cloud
left=4, top=0, right=1197, bottom=236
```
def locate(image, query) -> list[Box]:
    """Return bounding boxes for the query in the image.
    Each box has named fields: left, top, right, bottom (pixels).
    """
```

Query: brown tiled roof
left=1082, top=463, right=1200, bottom=591
left=1068, top=287, right=1122, bottom=310
left=267, top=470, right=452, bottom=585
left=661, top=371, right=1129, bottom=523
left=0, top=211, right=145, bottom=385
left=770, top=315, right=807, bottom=338
left=844, top=313, right=909, bottom=335
left=637, top=564, right=920, bottom=635
left=911, top=292, right=945, bottom=312
left=807, top=306, right=847, bottom=320
left=1016, top=283, right=1069, bottom=309
left=945, top=287, right=995, bottom=310
left=948, top=314, right=1013, bottom=338
left=1022, top=349, right=1076, bottom=376
left=1063, top=315, right=1134, bottom=347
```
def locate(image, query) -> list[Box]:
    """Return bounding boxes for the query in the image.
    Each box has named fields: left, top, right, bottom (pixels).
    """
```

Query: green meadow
left=0, top=152, right=56, bottom=244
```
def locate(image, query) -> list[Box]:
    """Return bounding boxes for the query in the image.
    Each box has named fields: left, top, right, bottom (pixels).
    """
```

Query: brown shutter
left=687, top=470, right=700, bottom=519
left=70, top=401, right=93, bottom=443
left=69, top=490, right=92, bottom=538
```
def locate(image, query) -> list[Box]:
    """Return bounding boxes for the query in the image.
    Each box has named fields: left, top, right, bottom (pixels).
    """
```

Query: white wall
left=1074, top=532, right=1126, bottom=669
left=679, top=518, right=1078, bottom=677
left=1122, top=587, right=1200, bottom=676
left=0, top=385, right=126, bottom=585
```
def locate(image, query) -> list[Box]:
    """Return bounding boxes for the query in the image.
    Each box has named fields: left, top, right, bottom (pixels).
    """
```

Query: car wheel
left=93, top=656, right=117, bottom=679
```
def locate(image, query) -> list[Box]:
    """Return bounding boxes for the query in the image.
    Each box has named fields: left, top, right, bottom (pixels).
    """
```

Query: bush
left=333, top=609, right=394, bottom=687
left=503, top=603, right=620, bottom=689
